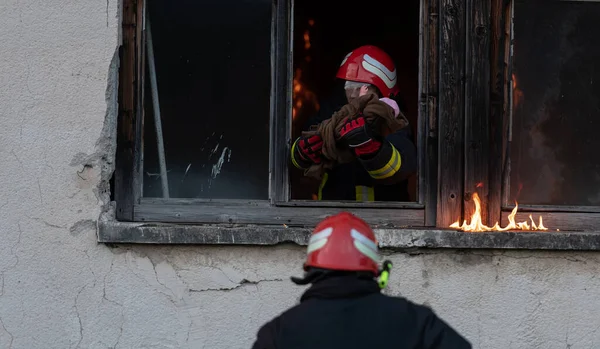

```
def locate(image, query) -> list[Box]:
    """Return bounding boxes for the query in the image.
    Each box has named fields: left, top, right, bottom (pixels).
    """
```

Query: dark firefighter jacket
left=292, top=89, right=417, bottom=202
left=251, top=275, right=472, bottom=349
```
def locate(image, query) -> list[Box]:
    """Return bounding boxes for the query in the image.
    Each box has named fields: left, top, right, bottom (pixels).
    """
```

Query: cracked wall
left=0, top=0, right=599, bottom=348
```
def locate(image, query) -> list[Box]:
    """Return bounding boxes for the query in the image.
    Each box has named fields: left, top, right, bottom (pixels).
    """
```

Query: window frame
left=113, top=0, right=438, bottom=228
left=108, top=0, right=600, bottom=245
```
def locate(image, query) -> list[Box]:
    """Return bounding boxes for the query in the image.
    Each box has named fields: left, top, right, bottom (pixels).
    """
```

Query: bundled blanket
left=301, top=93, right=409, bottom=180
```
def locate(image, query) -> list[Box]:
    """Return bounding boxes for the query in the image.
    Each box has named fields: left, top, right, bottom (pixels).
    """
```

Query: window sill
left=98, top=220, right=600, bottom=251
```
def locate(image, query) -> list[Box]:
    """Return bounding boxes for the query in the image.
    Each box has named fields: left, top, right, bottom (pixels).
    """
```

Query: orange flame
left=450, top=193, right=548, bottom=232
left=293, top=69, right=319, bottom=120
left=292, top=20, right=319, bottom=121
left=512, top=73, right=524, bottom=109
left=304, top=30, right=311, bottom=50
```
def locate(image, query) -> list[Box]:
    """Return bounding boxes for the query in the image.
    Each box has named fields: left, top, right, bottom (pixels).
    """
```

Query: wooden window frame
left=114, top=0, right=600, bottom=234
left=414, top=0, right=600, bottom=232
left=434, top=0, right=496, bottom=228
left=113, top=0, right=439, bottom=228
left=107, top=0, right=600, bottom=248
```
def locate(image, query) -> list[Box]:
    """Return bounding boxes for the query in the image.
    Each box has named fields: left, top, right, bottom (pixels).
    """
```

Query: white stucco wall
left=1, top=1, right=599, bottom=348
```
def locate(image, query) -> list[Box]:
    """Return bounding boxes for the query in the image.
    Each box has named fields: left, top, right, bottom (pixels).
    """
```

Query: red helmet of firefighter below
left=304, top=212, right=380, bottom=275
left=336, top=45, right=400, bottom=98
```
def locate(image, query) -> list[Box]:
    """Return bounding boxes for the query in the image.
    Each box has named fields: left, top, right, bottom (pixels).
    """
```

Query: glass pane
left=289, top=0, right=420, bottom=202
left=510, top=0, right=600, bottom=206
left=143, top=0, right=271, bottom=199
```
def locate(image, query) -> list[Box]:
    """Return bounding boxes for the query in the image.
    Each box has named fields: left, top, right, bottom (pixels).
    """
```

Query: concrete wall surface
left=0, top=1, right=599, bottom=348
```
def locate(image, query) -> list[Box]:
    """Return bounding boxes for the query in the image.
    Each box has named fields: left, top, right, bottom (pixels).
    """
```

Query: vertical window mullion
left=269, top=0, right=292, bottom=204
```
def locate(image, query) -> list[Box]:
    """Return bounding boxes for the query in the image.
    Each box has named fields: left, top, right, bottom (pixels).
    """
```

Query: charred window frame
left=104, top=0, right=600, bottom=247
left=112, top=0, right=440, bottom=228
left=438, top=0, right=600, bottom=231
left=432, top=0, right=498, bottom=228
left=491, top=0, right=600, bottom=232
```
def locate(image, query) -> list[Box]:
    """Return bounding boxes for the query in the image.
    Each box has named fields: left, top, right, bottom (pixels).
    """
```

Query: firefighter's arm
left=359, top=130, right=417, bottom=184
left=339, top=116, right=417, bottom=184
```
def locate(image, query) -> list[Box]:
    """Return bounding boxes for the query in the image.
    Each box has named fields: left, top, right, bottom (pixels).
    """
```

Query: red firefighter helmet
left=336, top=45, right=400, bottom=98
left=304, top=212, right=380, bottom=275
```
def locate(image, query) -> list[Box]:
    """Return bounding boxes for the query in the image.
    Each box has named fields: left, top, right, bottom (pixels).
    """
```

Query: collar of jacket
left=300, top=275, right=380, bottom=302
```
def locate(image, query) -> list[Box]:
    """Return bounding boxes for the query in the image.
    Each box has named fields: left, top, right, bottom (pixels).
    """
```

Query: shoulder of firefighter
left=251, top=292, right=471, bottom=349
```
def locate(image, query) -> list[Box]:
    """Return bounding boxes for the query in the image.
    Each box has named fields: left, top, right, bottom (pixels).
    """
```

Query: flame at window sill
left=449, top=193, right=549, bottom=232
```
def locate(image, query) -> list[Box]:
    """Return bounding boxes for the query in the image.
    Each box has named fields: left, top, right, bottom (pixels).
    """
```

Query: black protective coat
left=252, top=276, right=472, bottom=349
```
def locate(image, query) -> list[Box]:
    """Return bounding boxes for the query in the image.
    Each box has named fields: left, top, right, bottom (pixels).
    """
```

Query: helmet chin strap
left=290, top=261, right=393, bottom=289
left=290, top=270, right=321, bottom=285
left=290, top=268, right=363, bottom=286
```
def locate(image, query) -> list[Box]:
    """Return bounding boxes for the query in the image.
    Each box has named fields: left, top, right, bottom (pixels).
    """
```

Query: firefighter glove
left=292, top=134, right=324, bottom=168
left=339, top=115, right=382, bottom=158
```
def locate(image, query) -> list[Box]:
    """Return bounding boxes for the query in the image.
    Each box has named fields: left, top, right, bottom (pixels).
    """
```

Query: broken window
left=509, top=0, right=600, bottom=207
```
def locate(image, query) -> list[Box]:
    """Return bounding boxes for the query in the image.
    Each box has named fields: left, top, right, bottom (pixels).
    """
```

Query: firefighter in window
left=291, top=45, right=418, bottom=202
left=251, top=212, right=472, bottom=349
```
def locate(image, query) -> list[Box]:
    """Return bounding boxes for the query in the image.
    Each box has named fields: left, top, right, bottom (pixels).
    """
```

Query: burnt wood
left=500, top=211, right=600, bottom=232
left=99, top=220, right=600, bottom=250
left=115, top=0, right=139, bottom=221
left=437, top=0, right=466, bottom=227
left=503, top=204, right=600, bottom=214
left=135, top=0, right=146, bottom=200
left=278, top=200, right=424, bottom=209
left=464, top=0, right=491, bottom=224
left=133, top=202, right=425, bottom=227
left=141, top=197, right=424, bottom=209
left=488, top=0, right=511, bottom=225
left=500, top=0, right=513, bottom=206
left=421, top=0, right=440, bottom=226
left=270, top=0, right=291, bottom=203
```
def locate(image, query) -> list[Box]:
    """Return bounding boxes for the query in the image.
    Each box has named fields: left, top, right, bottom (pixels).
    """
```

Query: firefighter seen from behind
left=251, top=212, right=472, bottom=349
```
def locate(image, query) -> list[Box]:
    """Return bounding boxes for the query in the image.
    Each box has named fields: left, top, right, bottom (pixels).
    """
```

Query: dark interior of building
left=290, top=0, right=421, bottom=200
left=143, top=0, right=272, bottom=199
left=510, top=0, right=600, bottom=206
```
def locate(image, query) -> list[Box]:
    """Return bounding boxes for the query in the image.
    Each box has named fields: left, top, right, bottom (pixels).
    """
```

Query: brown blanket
left=301, top=93, right=409, bottom=180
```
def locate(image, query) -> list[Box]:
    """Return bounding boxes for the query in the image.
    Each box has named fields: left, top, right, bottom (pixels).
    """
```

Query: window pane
left=143, top=0, right=271, bottom=199
left=289, top=0, right=420, bottom=202
left=510, top=0, right=600, bottom=206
